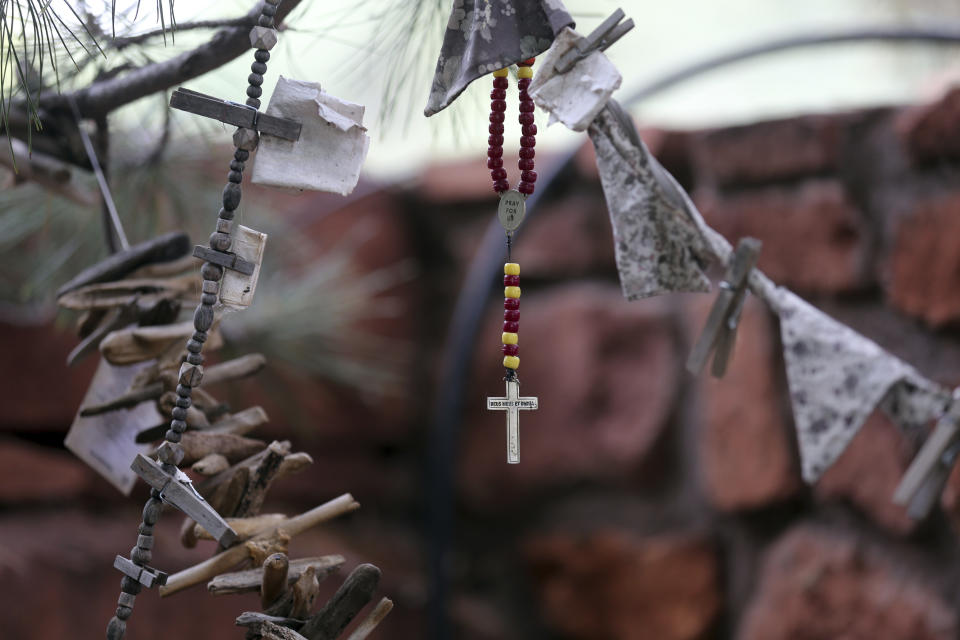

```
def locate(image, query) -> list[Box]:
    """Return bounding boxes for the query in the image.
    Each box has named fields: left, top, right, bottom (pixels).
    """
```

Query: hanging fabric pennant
left=424, top=0, right=574, bottom=116
left=588, top=107, right=711, bottom=300
left=773, top=287, right=949, bottom=482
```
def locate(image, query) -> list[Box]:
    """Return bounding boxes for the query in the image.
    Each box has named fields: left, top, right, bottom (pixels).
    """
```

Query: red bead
left=487, top=157, right=503, bottom=169
left=504, top=309, right=520, bottom=321
left=522, top=124, right=537, bottom=136
left=488, top=146, right=503, bottom=158
left=520, top=135, right=536, bottom=148
left=503, top=321, right=519, bottom=333
left=519, top=101, right=534, bottom=113
left=490, top=112, right=505, bottom=124
left=488, top=135, right=504, bottom=146
left=504, top=298, right=520, bottom=310
left=504, top=275, right=520, bottom=286
left=493, top=77, right=508, bottom=89
left=502, top=344, right=519, bottom=356
left=519, top=113, right=534, bottom=125
left=489, top=123, right=504, bottom=135
left=521, top=170, right=537, bottom=183
left=517, top=181, right=534, bottom=195
left=518, top=158, right=534, bottom=171
left=519, top=147, right=535, bottom=159
left=491, top=99, right=507, bottom=112
left=518, top=78, right=532, bottom=90
left=490, top=89, right=506, bottom=100
left=518, top=58, right=535, bottom=66
left=493, top=179, right=510, bottom=193
left=490, top=168, right=507, bottom=180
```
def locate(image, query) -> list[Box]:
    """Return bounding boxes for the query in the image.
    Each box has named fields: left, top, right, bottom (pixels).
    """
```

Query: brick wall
left=6, top=87, right=960, bottom=639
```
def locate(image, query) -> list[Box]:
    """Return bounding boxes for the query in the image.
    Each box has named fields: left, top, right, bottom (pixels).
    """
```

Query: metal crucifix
left=487, top=378, right=538, bottom=464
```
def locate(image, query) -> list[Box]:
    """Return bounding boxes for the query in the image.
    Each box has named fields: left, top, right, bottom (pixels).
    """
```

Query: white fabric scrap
left=528, top=27, right=622, bottom=132
left=589, top=109, right=710, bottom=300
left=252, top=76, right=370, bottom=195
left=773, top=287, right=949, bottom=482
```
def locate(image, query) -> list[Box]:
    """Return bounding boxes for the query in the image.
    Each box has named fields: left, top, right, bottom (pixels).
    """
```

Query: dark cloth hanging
left=424, top=0, right=574, bottom=116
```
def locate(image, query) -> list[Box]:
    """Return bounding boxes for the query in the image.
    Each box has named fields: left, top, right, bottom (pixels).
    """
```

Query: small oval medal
left=497, top=189, right=526, bottom=232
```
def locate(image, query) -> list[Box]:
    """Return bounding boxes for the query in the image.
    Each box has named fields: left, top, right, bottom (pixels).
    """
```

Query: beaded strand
left=487, top=58, right=538, bottom=196
left=104, top=2, right=281, bottom=639
left=502, top=262, right=521, bottom=372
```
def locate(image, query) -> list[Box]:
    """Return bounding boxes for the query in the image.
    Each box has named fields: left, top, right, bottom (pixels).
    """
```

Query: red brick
left=512, top=192, right=615, bottom=279
left=697, top=180, right=868, bottom=294
left=740, top=525, right=956, bottom=640
left=690, top=114, right=846, bottom=187
left=692, top=297, right=801, bottom=511
left=0, top=322, right=98, bottom=431
left=0, top=438, right=95, bottom=503
left=887, top=192, right=960, bottom=327
left=815, top=413, right=916, bottom=535
left=525, top=530, right=720, bottom=640
left=897, top=86, right=960, bottom=163
left=458, top=284, right=679, bottom=508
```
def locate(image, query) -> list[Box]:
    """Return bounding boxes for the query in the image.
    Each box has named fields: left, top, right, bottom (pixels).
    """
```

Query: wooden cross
left=113, top=555, right=168, bottom=588
left=487, top=379, right=538, bottom=464
left=170, top=88, right=302, bottom=141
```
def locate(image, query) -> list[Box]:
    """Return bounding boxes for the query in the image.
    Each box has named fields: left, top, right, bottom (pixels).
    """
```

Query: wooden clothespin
left=554, top=8, right=635, bottom=74
left=131, top=453, right=238, bottom=547
left=169, top=88, right=302, bottom=141
left=894, top=389, right=960, bottom=518
left=687, top=237, right=762, bottom=377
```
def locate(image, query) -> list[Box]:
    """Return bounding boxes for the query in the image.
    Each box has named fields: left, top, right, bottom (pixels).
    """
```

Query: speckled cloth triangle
left=424, top=0, right=574, bottom=116
left=773, top=287, right=949, bottom=482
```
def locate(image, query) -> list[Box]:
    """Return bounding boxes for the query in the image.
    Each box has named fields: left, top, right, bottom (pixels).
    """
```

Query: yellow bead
left=505, top=286, right=521, bottom=299
left=493, top=68, right=509, bottom=78
left=503, top=356, right=520, bottom=369
left=502, top=332, right=518, bottom=345
left=517, top=66, right=533, bottom=79
left=504, top=262, right=520, bottom=276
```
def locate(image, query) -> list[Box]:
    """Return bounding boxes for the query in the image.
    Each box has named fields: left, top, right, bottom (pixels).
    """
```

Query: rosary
left=485, top=59, right=540, bottom=464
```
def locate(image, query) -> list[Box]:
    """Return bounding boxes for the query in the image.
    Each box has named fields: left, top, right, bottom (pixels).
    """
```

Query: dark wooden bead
left=210, top=231, right=232, bottom=251
left=487, top=157, right=503, bottom=169
left=120, top=577, right=143, bottom=594
left=489, top=112, right=505, bottom=124
left=131, top=546, right=150, bottom=564
left=165, top=429, right=183, bottom=443
left=176, top=386, right=192, bottom=400
left=493, top=77, right=508, bottom=89
left=223, top=183, right=242, bottom=211
left=171, top=406, right=188, bottom=421
left=202, top=293, right=218, bottom=306
left=106, top=617, right=126, bottom=640
left=517, top=181, right=534, bottom=195
left=186, top=353, right=203, bottom=366
left=261, top=2, right=277, bottom=15
left=143, top=499, right=162, bottom=525
left=255, top=49, right=270, bottom=62
left=251, top=61, right=268, bottom=75
left=247, top=85, right=263, bottom=99
left=117, top=592, right=136, bottom=608
left=186, top=339, right=203, bottom=354
left=504, top=297, right=520, bottom=310
left=136, top=534, right=154, bottom=551
left=258, top=14, right=274, bottom=27
left=228, top=170, right=243, bottom=183
left=246, top=97, right=261, bottom=109
left=490, top=168, right=507, bottom=180
left=201, top=262, right=223, bottom=281
left=518, top=158, right=534, bottom=170
left=116, top=605, right=133, bottom=620
left=170, top=419, right=187, bottom=433
left=218, top=206, right=235, bottom=220
left=194, top=305, right=214, bottom=332
left=230, top=159, right=245, bottom=172
left=519, top=113, right=534, bottom=125
left=175, top=397, right=191, bottom=410
left=137, top=523, right=154, bottom=536
left=235, top=148, right=250, bottom=162
left=248, top=73, right=264, bottom=87
left=192, top=330, right=208, bottom=343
